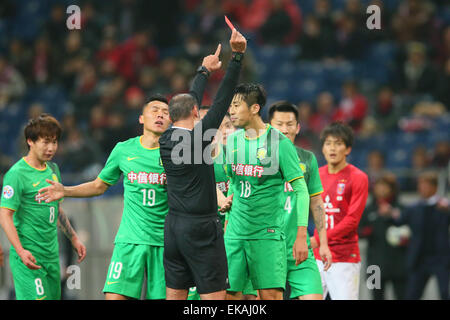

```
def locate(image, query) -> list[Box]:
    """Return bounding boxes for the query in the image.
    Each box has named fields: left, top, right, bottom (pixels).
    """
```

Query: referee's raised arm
left=199, top=28, right=247, bottom=133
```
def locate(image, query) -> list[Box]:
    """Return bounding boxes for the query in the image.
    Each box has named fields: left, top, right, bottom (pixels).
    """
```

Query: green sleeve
left=279, top=139, right=304, bottom=182
left=307, top=154, right=323, bottom=196
left=291, top=178, right=309, bottom=227
left=0, top=170, right=23, bottom=211
left=98, top=143, right=122, bottom=185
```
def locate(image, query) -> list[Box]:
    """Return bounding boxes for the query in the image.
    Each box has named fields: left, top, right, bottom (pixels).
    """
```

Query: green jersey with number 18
left=98, top=136, right=167, bottom=246
left=282, top=147, right=323, bottom=259
left=1, top=158, right=63, bottom=262
left=225, top=125, right=304, bottom=240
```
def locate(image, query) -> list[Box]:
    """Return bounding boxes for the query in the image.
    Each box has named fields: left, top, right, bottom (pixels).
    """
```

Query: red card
left=224, top=15, right=235, bottom=30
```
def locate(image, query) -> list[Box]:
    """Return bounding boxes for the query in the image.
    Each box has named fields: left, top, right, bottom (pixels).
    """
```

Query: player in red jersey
left=311, top=122, right=369, bottom=300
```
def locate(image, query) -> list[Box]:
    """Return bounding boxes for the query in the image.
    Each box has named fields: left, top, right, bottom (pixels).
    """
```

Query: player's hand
left=37, top=179, right=64, bottom=203
left=293, top=237, right=308, bottom=266
left=18, top=249, right=41, bottom=270
left=230, top=28, right=247, bottom=53
left=0, top=244, right=4, bottom=267
left=202, top=44, right=222, bottom=72
left=219, top=194, right=233, bottom=213
left=319, top=244, right=333, bottom=271
left=71, top=237, right=86, bottom=263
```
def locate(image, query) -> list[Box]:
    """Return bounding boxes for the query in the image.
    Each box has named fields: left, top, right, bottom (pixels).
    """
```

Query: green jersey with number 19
left=1, top=158, right=62, bottom=262
left=98, top=136, right=167, bottom=246
left=282, top=147, right=323, bottom=258
left=225, top=125, right=304, bottom=240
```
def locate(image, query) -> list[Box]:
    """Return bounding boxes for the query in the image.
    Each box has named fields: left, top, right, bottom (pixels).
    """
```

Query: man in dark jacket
left=393, top=171, right=449, bottom=300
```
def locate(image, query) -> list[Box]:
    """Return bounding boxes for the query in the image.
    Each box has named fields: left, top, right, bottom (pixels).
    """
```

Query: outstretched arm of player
left=310, top=195, right=332, bottom=270
left=57, top=206, right=86, bottom=263
left=291, top=178, right=310, bottom=266
left=0, top=208, right=40, bottom=270
left=37, top=177, right=110, bottom=203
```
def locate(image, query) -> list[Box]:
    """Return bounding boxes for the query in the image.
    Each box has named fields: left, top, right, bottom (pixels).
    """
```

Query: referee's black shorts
left=163, top=213, right=229, bottom=294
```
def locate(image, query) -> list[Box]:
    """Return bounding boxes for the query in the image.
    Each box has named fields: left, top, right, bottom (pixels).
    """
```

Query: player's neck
left=141, top=132, right=160, bottom=149
left=327, top=160, right=348, bottom=174
left=24, top=153, right=47, bottom=170
left=244, top=117, right=267, bottom=139
left=173, top=118, right=195, bottom=130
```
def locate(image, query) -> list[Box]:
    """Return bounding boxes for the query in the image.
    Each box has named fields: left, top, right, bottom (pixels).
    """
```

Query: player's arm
left=0, top=207, right=40, bottom=270
left=310, top=195, right=332, bottom=270
left=37, top=177, right=110, bottom=203
left=290, top=177, right=309, bottom=265
left=319, top=172, right=369, bottom=242
left=57, top=205, right=86, bottom=263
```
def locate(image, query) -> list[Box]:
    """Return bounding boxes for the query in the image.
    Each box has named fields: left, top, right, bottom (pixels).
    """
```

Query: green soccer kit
left=98, top=136, right=168, bottom=299
left=1, top=158, right=63, bottom=300
left=282, top=147, right=323, bottom=298
left=224, top=125, right=306, bottom=291
left=213, top=144, right=229, bottom=227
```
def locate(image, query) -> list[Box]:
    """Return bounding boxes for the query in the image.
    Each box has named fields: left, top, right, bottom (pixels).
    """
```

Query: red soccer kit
left=313, top=164, right=369, bottom=263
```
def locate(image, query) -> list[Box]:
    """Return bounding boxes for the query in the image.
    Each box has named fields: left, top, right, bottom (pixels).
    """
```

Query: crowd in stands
left=0, top=0, right=448, bottom=189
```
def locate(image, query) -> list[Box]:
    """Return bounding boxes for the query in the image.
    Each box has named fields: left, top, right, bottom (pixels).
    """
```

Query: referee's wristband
left=231, top=52, right=244, bottom=62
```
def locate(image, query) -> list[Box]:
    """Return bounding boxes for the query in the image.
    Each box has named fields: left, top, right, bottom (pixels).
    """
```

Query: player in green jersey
left=0, top=114, right=86, bottom=300
left=37, top=52, right=222, bottom=300
left=269, top=101, right=333, bottom=300
left=224, top=83, right=310, bottom=300
left=37, top=95, right=172, bottom=300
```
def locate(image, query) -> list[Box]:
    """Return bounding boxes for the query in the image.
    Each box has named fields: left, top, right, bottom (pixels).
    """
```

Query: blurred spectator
left=393, top=171, right=449, bottom=300
left=332, top=81, right=368, bottom=132
left=8, top=39, right=32, bottom=81
left=359, top=175, right=408, bottom=300
left=0, top=54, right=26, bottom=109
left=403, top=146, right=431, bottom=191
left=61, top=31, right=89, bottom=90
left=373, top=86, right=401, bottom=131
left=124, top=86, right=145, bottom=136
left=391, top=0, right=435, bottom=44
left=310, top=91, right=335, bottom=134
left=366, top=150, right=389, bottom=189
left=297, top=15, right=336, bottom=60
left=435, top=58, right=450, bottom=110
left=294, top=101, right=317, bottom=151
left=110, top=29, right=159, bottom=83
left=435, top=25, right=450, bottom=67
left=259, top=0, right=294, bottom=45
left=431, top=141, right=450, bottom=169
left=31, top=36, right=58, bottom=85
left=335, top=15, right=365, bottom=60
left=394, top=42, right=438, bottom=96
left=341, top=0, right=365, bottom=26
left=313, top=0, right=335, bottom=39
left=43, top=4, right=67, bottom=48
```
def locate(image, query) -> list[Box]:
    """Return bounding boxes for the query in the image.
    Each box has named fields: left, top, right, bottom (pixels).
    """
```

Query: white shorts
left=316, top=260, right=361, bottom=300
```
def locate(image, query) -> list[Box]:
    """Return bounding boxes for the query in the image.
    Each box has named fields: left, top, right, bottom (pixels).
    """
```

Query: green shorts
left=225, top=238, right=287, bottom=292
left=286, top=248, right=323, bottom=298
left=103, top=243, right=165, bottom=299
left=9, top=250, right=61, bottom=300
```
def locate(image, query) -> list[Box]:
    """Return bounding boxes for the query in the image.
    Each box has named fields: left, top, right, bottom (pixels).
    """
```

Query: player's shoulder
left=347, top=164, right=369, bottom=180
left=268, top=126, right=289, bottom=141
left=226, top=128, right=245, bottom=143
left=295, top=146, right=316, bottom=162
left=5, top=158, right=26, bottom=175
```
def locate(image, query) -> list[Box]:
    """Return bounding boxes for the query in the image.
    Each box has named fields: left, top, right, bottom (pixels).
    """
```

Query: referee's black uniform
left=159, top=55, right=242, bottom=294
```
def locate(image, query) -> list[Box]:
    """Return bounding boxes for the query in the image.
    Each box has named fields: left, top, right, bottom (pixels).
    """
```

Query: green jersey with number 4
left=98, top=136, right=168, bottom=246
left=282, top=147, right=323, bottom=258
left=1, top=158, right=62, bottom=262
left=225, top=125, right=304, bottom=240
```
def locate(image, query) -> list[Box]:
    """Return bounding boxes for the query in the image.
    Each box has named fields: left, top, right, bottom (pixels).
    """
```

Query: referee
left=159, top=29, right=247, bottom=300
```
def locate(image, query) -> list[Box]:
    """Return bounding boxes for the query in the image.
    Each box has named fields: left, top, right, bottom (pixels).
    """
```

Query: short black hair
left=147, top=93, right=168, bottom=105
left=233, top=83, right=267, bottom=115
left=320, top=121, right=354, bottom=147
left=268, top=101, right=299, bottom=123
left=168, top=93, right=197, bottom=122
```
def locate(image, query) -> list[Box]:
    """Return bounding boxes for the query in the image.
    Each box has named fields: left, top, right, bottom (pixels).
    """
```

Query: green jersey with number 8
left=1, top=158, right=62, bottom=262
left=98, top=136, right=168, bottom=246
left=225, top=125, right=304, bottom=240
